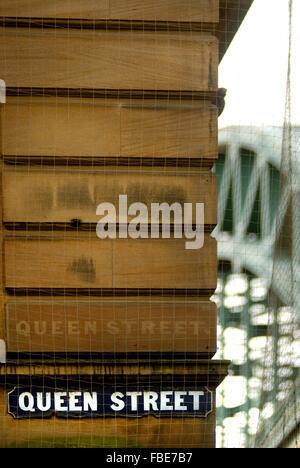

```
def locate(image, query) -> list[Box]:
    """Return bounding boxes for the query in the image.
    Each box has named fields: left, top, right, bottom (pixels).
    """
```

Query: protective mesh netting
left=0, top=0, right=298, bottom=450
left=253, top=0, right=300, bottom=448
left=214, top=0, right=300, bottom=448
left=0, top=0, right=224, bottom=449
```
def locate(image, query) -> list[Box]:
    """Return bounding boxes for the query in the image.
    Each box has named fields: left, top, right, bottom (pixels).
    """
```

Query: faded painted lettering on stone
left=15, top=320, right=209, bottom=336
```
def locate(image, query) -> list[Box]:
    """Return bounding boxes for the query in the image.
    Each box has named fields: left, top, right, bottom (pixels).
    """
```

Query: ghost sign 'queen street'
left=8, top=387, right=212, bottom=419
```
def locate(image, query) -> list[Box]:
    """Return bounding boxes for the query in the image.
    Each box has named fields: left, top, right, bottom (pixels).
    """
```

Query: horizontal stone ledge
left=0, top=359, right=230, bottom=388
left=6, top=87, right=220, bottom=101
left=3, top=87, right=226, bottom=116
left=6, top=352, right=216, bottom=361
left=3, top=157, right=216, bottom=169
left=0, top=17, right=218, bottom=32
left=4, top=222, right=216, bottom=234
left=6, top=288, right=216, bottom=298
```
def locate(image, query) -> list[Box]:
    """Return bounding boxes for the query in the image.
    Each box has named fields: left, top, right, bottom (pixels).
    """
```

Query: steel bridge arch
left=214, top=125, right=300, bottom=305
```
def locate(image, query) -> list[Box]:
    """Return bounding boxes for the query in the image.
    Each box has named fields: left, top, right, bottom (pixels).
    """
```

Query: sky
left=219, top=0, right=300, bottom=129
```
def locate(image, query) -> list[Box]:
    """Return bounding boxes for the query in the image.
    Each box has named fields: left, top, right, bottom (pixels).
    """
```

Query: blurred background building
left=214, top=125, right=300, bottom=448
left=214, top=0, right=300, bottom=448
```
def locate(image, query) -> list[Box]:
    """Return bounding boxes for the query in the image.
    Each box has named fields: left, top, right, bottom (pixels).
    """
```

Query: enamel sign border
left=7, top=386, right=213, bottom=419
